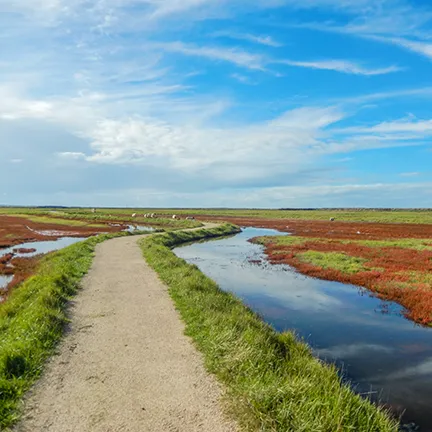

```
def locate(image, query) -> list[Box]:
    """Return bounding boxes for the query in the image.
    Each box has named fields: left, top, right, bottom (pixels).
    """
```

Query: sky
left=1, top=0, right=432, bottom=208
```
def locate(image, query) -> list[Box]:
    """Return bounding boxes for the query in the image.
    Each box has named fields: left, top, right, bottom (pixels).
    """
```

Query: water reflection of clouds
left=178, top=237, right=430, bottom=334
left=178, top=246, right=343, bottom=311
left=0, top=275, right=13, bottom=290
left=384, top=357, right=432, bottom=380
left=316, top=343, right=395, bottom=359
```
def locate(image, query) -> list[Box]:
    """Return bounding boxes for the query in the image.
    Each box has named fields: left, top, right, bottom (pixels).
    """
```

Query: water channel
left=174, top=227, right=432, bottom=431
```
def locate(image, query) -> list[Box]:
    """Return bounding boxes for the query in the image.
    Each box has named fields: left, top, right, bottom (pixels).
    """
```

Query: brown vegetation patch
left=0, top=215, right=121, bottom=249
left=13, top=248, right=37, bottom=254
left=197, top=216, right=432, bottom=240
left=0, top=255, right=42, bottom=303
left=0, top=215, right=123, bottom=301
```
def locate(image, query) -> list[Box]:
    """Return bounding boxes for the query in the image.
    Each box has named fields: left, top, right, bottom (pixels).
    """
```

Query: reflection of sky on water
left=126, top=225, right=155, bottom=232
left=0, top=237, right=86, bottom=259
left=0, top=274, right=13, bottom=290
left=1, top=237, right=87, bottom=293
left=175, top=228, right=432, bottom=431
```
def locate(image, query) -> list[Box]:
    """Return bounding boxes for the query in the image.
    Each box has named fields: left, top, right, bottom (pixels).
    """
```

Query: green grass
left=10, top=214, right=106, bottom=228
left=257, top=235, right=432, bottom=251
left=298, top=251, right=368, bottom=274
left=0, top=208, right=202, bottom=230
left=0, top=231, right=131, bottom=429
left=139, top=225, right=399, bottom=431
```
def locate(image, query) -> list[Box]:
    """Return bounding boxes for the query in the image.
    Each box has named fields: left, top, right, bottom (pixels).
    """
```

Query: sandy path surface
left=14, top=231, right=236, bottom=432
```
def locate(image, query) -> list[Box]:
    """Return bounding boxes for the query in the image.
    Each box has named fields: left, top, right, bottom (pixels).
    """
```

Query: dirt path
left=14, top=230, right=236, bottom=432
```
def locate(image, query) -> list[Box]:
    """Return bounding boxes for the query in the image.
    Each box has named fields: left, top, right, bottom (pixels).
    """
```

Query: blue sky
left=1, top=0, right=432, bottom=208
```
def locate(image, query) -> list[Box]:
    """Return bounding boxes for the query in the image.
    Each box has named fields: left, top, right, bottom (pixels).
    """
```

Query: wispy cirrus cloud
left=279, top=59, right=402, bottom=75
left=151, top=41, right=400, bottom=75
left=212, top=31, right=282, bottom=47
left=369, top=36, right=432, bottom=61
left=149, top=41, right=267, bottom=70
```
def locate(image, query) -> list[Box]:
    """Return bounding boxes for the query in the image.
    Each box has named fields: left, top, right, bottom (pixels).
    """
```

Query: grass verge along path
left=139, top=225, right=399, bottom=432
left=0, top=232, right=129, bottom=428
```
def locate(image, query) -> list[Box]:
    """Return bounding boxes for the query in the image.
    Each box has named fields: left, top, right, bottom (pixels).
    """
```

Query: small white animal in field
left=132, top=213, right=136, bottom=218
left=151, top=213, right=155, bottom=218
left=172, top=215, right=177, bottom=219
left=357, top=231, right=361, bottom=235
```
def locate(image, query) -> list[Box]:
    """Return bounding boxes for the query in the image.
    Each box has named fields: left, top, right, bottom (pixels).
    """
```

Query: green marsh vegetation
left=0, top=207, right=203, bottom=230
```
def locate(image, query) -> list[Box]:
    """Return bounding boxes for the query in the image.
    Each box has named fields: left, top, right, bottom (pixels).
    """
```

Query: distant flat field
left=2, top=207, right=432, bottom=224
left=75, top=208, right=432, bottom=224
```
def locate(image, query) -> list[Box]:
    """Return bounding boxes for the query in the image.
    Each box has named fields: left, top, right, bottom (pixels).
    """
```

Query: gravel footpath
left=14, top=231, right=236, bottom=432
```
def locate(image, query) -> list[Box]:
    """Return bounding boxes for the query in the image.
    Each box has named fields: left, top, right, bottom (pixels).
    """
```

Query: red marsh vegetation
left=195, top=215, right=432, bottom=326
left=255, top=237, right=432, bottom=326
left=196, top=215, right=432, bottom=240
left=0, top=215, right=119, bottom=248
left=0, top=215, right=122, bottom=302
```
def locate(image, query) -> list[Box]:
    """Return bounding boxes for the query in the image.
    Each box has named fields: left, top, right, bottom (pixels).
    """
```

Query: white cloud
left=150, top=41, right=399, bottom=76
left=400, top=172, right=419, bottom=177
left=335, top=117, right=432, bottom=136
left=371, top=37, right=432, bottom=61
left=81, top=105, right=344, bottom=178
left=280, top=59, right=402, bottom=75
left=150, top=41, right=266, bottom=70
left=58, top=152, right=86, bottom=159
left=230, top=73, right=255, bottom=84
left=34, top=181, right=432, bottom=208
left=213, top=31, right=282, bottom=47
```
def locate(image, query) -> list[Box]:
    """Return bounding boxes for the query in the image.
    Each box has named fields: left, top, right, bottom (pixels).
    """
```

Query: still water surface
left=0, top=237, right=86, bottom=259
left=0, top=237, right=86, bottom=290
left=174, top=228, right=432, bottom=431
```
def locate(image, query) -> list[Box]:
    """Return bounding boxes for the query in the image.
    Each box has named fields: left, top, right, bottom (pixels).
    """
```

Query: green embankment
left=139, top=225, right=399, bottom=432
left=0, top=232, right=131, bottom=428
